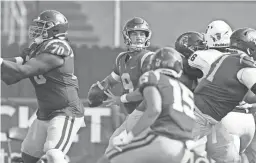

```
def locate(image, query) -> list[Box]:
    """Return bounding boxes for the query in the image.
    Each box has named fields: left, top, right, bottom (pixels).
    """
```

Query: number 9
left=121, top=73, right=134, bottom=93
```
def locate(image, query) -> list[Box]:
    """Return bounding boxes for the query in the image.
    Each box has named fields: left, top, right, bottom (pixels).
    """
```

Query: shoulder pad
left=115, top=51, right=128, bottom=65
left=239, top=53, right=256, bottom=68
left=139, top=70, right=160, bottom=93
left=140, top=51, right=154, bottom=68
left=41, top=39, right=73, bottom=57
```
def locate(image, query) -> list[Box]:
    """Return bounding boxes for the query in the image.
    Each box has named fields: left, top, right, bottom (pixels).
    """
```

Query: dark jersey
left=139, top=70, right=196, bottom=140
left=194, top=53, right=255, bottom=121
left=113, top=49, right=154, bottom=114
left=25, top=39, right=84, bottom=120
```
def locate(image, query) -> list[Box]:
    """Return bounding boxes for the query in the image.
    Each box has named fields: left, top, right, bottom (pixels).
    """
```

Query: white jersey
left=188, top=49, right=225, bottom=81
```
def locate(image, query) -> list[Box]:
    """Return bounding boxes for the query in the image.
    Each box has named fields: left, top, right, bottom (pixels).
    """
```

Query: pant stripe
left=61, top=117, right=75, bottom=152
left=106, top=133, right=157, bottom=160
left=55, top=116, right=70, bottom=149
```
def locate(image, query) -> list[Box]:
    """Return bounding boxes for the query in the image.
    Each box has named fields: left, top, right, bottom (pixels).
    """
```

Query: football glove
left=87, top=81, right=108, bottom=107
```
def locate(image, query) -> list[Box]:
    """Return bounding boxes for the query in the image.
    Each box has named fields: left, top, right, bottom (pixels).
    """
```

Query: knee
left=21, top=152, right=40, bottom=163
left=41, top=149, right=67, bottom=163
left=207, top=143, right=240, bottom=163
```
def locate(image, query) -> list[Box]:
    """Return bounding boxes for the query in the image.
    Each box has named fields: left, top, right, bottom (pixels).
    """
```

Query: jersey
left=25, top=38, right=84, bottom=120
left=112, top=49, right=154, bottom=114
left=138, top=70, right=196, bottom=140
left=188, top=49, right=226, bottom=82
left=194, top=52, right=256, bottom=121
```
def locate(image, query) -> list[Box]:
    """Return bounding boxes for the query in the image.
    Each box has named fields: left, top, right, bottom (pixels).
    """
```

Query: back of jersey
left=194, top=53, right=248, bottom=121
left=140, top=71, right=196, bottom=140
left=29, top=39, right=84, bottom=120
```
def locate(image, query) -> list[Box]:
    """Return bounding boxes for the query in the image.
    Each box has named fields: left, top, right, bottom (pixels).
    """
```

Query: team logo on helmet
left=179, top=35, right=189, bottom=47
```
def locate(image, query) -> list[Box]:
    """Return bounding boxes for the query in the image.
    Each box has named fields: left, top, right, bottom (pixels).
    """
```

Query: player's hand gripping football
left=102, top=90, right=122, bottom=107
left=87, top=81, right=109, bottom=107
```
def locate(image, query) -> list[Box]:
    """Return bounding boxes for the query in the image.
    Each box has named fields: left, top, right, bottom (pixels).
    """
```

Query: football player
left=174, top=31, right=206, bottom=90
left=177, top=21, right=255, bottom=163
left=199, top=20, right=255, bottom=163
left=106, top=47, right=196, bottom=163
left=88, top=17, right=154, bottom=162
left=1, top=10, right=84, bottom=163
left=191, top=27, right=256, bottom=163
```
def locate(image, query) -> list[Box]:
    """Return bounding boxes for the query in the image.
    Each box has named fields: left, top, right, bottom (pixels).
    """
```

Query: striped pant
left=21, top=115, right=84, bottom=158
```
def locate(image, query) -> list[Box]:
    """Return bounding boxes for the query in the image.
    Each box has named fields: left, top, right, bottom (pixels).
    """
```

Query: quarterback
left=87, top=17, right=154, bottom=162
left=1, top=10, right=84, bottom=163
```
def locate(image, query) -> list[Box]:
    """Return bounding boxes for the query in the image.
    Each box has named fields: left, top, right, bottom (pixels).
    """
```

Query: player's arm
left=129, top=86, right=161, bottom=137
left=2, top=42, right=38, bottom=65
left=237, top=68, right=256, bottom=95
left=119, top=51, right=155, bottom=103
left=1, top=53, right=64, bottom=85
left=127, top=71, right=162, bottom=137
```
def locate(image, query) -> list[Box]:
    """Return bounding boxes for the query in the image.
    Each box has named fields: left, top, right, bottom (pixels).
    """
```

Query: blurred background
left=1, top=1, right=256, bottom=163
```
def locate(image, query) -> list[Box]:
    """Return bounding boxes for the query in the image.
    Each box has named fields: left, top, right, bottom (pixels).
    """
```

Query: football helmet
left=149, top=47, right=183, bottom=78
left=175, top=31, right=206, bottom=59
left=230, top=28, right=256, bottom=60
left=205, top=20, right=232, bottom=48
left=123, top=17, right=152, bottom=50
left=29, top=10, right=68, bottom=43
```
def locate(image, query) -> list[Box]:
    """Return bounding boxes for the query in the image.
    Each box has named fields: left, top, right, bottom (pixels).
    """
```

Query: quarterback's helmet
left=122, top=17, right=152, bottom=50
left=175, top=31, right=206, bottom=59
left=29, top=10, right=68, bottom=43
left=149, top=47, right=183, bottom=78
left=205, top=20, right=232, bottom=48
left=230, top=28, right=256, bottom=60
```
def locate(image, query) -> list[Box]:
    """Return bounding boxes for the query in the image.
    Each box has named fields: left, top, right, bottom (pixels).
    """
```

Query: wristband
left=127, top=132, right=134, bottom=141
left=15, top=57, right=24, bottom=65
left=120, top=94, right=128, bottom=103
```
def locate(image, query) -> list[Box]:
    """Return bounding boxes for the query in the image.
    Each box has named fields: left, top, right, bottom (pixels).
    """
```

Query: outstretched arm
left=1, top=53, right=64, bottom=85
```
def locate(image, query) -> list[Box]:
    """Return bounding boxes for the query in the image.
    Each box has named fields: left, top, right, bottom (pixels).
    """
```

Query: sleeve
left=140, top=51, right=155, bottom=74
left=41, top=39, right=72, bottom=58
left=188, top=52, right=207, bottom=71
left=183, top=58, right=203, bottom=79
left=111, top=52, right=126, bottom=81
left=237, top=67, right=256, bottom=94
left=139, top=71, right=160, bottom=94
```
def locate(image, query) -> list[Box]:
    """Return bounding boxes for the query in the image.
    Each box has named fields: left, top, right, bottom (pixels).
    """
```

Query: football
left=87, top=81, right=108, bottom=107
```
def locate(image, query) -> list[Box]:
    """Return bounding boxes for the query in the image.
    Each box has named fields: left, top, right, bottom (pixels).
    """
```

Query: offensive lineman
left=191, top=20, right=255, bottom=163
left=1, top=10, right=84, bottom=163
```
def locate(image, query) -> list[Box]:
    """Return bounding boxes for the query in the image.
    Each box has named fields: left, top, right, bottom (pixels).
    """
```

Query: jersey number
left=190, top=53, right=198, bottom=61
left=169, top=79, right=195, bottom=119
left=121, top=73, right=134, bottom=93
left=51, top=44, right=65, bottom=55
left=34, top=75, right=46, bottom=85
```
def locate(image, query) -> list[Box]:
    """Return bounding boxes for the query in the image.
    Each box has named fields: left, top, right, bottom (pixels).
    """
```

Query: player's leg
left=245, top=133, right=256, bottom=163
left=206, top=122, right=241, bottom=163
left=245, top=116, right=256, bottom=163
left=42, top=115, right=84, bottom=163
left=107, top=134, right=185, bottom=163
left=21, top=119, right=47, bottom=163
left=105, top=109, right=144, bottom=154
left=221, top=112, right=255, bottom=154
